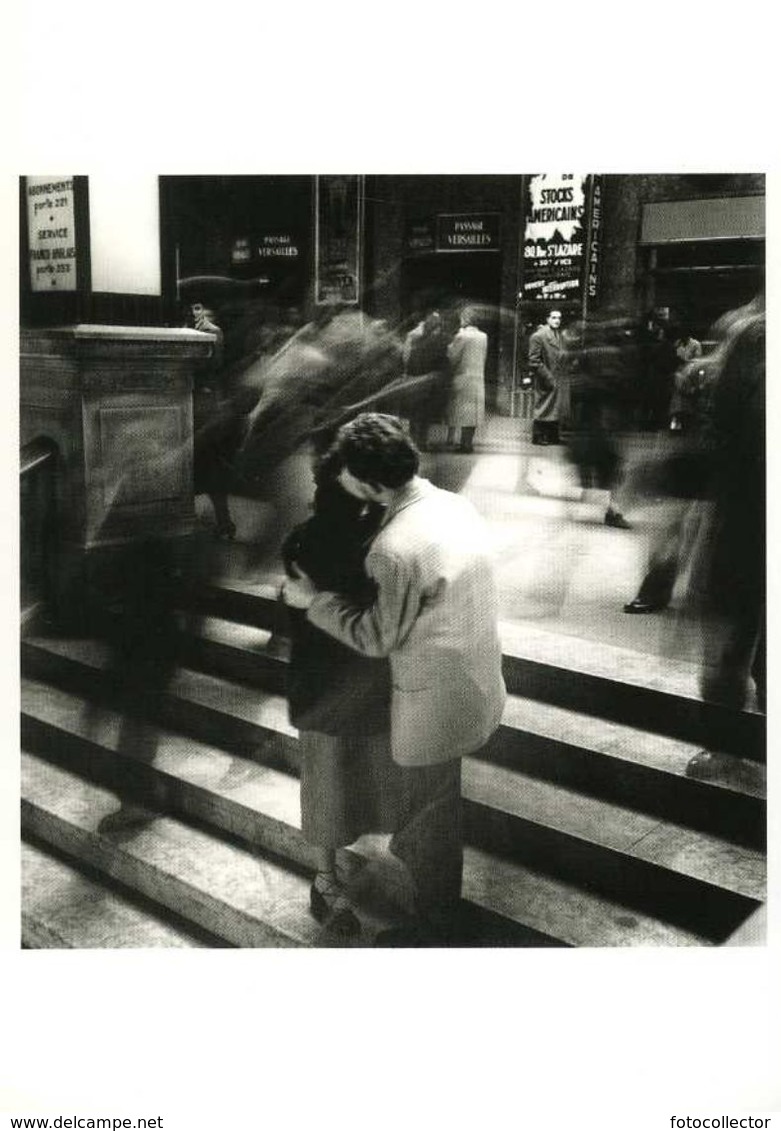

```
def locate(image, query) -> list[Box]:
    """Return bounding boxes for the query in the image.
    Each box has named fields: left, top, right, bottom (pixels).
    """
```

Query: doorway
left=400, top=252, right=502, bottom=401
left=644, top=239, right=764, bottom=341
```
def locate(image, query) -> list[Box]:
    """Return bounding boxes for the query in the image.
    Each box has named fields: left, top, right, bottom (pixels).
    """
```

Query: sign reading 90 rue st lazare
left=27, top=177, right=77, bottom=292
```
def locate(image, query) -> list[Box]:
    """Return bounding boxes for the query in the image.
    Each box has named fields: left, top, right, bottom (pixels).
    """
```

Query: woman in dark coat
left=402, top=310, right=450, bottom=450
left=282, top=449, right=398, bottom=936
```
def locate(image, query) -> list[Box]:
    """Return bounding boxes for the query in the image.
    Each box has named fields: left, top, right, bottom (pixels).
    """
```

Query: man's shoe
left=214, top=520, right=236, bottom=541
left=374, top=907, right=464, bottom=947
left=605, top=508, right=631, bottom=529
left=310, top=874, right=361, bottom=938
left=623, top=597, right=666, bottom=614
left=685, top=750, right=728, bottom=780
left=97, top=804, right=158, bottom=834
left=374, top=923, right=440, bottom=948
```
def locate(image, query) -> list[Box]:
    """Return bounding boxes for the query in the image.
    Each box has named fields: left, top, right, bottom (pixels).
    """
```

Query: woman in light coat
left=444, top=306, right=488, bottom=453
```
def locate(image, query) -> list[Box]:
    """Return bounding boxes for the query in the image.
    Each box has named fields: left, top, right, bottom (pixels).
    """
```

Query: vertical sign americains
left=522, top=173, right=604, bottom=306
left=586, top=174, right=603, bottom=301
left=26, top=176, right=77, bottom=291
left=315, top=175, right=363, bottom=305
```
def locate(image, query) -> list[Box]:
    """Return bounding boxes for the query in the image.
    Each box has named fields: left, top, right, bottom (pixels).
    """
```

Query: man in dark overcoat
left=528, top=308, right=567, bottom=444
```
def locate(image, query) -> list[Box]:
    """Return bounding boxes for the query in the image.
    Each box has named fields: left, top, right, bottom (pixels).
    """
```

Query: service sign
left=522, top=173, right=588, bottom=303
left=27, top=176, right=77, bottom=291
left=437, top=213, right=500, bottom=252
left=231, top=238, right=252, bottom=264
left=404, top=219, right=435, bottom=254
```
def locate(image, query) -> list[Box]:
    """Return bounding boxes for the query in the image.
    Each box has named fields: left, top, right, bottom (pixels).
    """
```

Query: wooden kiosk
left=19, top=176, right=215, bottom=620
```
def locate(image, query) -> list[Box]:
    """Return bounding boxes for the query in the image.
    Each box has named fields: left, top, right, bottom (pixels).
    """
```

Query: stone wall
left=595, top=173, right=765, bottom=319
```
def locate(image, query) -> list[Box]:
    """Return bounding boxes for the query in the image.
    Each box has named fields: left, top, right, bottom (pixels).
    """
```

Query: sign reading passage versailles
left=26, top=176, right=77, bottom=291
left=257, top=233, right=301, bottom=259
left=437, top=213, right=501, bottom=252
left=315, top=175, right=363, bottom=304
left=522, top=173, right=593, bottom=304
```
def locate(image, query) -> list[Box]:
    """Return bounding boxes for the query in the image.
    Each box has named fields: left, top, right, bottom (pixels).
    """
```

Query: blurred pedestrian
left=638, top=310, right=677, bottom=430
left=668, top=325, right=704, bottom=432
left=566, top=319, right=632, bottom=528
left=528, top=309, right=567, bottom=445
left=686, top=298, right=765, bottom=777
left=624, top=331, right=718, bottom=614
left=445, top=305, right=488, bottom=453
left=87, top=531, right=185, bottom=833
left=402, top=309, right=449, bottom=450
left=189, top=301, right=238, bottom=540
left=283, top=413, right=506, bottom=945
left=238, top=308, right=404, bottom=481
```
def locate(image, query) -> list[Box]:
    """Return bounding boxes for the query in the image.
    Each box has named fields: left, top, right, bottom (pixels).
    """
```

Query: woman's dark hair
left=329, top=413, right=419, bottom=489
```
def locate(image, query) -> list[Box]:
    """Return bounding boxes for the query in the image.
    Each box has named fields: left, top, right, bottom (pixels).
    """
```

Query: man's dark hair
left=330, top=413, right=419, bottom=489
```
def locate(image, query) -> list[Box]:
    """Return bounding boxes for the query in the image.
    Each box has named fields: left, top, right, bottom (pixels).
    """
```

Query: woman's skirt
left=299, top=729, right=401, bottom=848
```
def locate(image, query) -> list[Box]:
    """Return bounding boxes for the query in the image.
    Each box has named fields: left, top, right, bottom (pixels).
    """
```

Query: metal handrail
left=20, top=439, right=59, bottom=628
left=20, top=438, right=56, bottom=478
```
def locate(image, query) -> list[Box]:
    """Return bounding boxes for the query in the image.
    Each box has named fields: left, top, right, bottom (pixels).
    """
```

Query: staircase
left=20, top=573, right=766, bottom=949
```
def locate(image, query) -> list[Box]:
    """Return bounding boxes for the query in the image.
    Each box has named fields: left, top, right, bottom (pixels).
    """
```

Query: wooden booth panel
left=98, top=405, right=190, bottom=507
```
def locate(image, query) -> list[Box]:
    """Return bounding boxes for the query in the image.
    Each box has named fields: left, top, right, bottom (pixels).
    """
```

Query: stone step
left=184, top=578, right=284, bottom=632
left=22, top=677, right=761, bottom=945
left=21, top=839, right=227, bottom=949
left=22, top=632, right=300, bottom=773
left=175, top=609, right=288, bottom=694
left=461, top=847, right=709, bottom=947
left=23, top=686, right=705, bottom=949
left=23, top=623, right=764, bottom=848
left=486, top=694, right=765, bottom=848
left=500, top=621, right=765, bottom=760
left=171, top=610, right=766, bottom=843
left=184, top=580, right=765, bottom=759
left=21, top=751, right=325, bottom=948
left=21, top=678, right=328, bottom=878
left=462, top=760, right=763, bottom=943
left=22, top=684, right=554, bottom=947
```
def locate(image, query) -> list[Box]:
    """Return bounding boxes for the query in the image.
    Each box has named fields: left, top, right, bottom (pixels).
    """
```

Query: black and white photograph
left=3, top=7, right=780, bottom=1130
left=16, top=171, right=768, bottom=951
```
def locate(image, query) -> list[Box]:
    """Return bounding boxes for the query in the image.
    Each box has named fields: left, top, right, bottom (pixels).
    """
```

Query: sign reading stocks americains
left=26, top=176, right=78, bottom=291
left=522, top=173, right=602, bottom=305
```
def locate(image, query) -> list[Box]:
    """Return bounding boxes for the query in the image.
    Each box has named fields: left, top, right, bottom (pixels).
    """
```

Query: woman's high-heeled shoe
left=310, top=873, right=360, bottom=938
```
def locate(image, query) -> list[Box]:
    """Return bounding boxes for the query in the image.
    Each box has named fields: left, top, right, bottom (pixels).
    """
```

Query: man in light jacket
left=283, top=413, right=506, bottom=944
